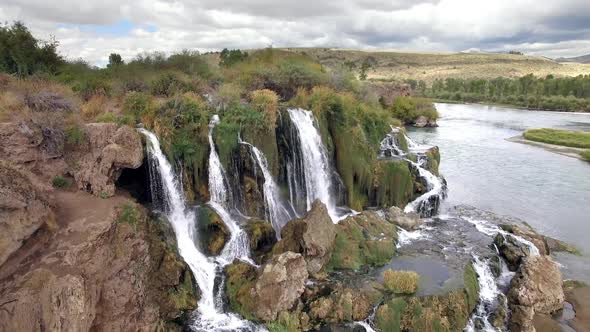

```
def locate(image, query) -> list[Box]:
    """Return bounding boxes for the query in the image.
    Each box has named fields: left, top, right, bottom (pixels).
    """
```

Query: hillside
left=284, top=48, right=590, bottom=82
left=556, top=54, right=590, bottom=64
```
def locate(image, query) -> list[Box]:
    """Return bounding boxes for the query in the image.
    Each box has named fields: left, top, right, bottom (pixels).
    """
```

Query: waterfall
left=286, top=108, right=344, bottom=222
left=240, top=140, right=295, bottom=237
left=463, top=217, right=540, bottom=256
left=140, top=128, right=258, bottom=331
left=465, top=256, right=502, bottom=332
left=378, top=128, right=447, bottom=217
left=207, top=115, right=254, bottom=266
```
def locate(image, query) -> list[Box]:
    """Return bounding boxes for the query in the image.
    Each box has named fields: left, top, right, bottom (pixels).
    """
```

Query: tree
left=107, top=53, right=123, bottom=68
left=219, top=48, right=248, bottom=67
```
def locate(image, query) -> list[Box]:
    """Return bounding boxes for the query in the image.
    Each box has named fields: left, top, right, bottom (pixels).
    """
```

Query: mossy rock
left=224, top=260, right=258, bottom=320
left=197, top=206, right=229, bottom=256
left=245, top=219, right=277, bottom=256
left=374, top=262, right=479, bottom=332
left=371, top=160, right=415, bottom=209
left=328, top=211, right=398, bottom=271
left=425, top=147, right=441, bottom=176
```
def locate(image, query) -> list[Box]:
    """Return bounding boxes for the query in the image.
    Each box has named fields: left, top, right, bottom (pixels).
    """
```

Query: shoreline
left=507, top=135, right=586, bottom=161
left=433, top=100, right=590, bottom=115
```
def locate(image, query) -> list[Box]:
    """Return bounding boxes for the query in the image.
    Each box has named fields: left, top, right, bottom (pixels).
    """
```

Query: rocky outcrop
left=493, top=233, right=532, bottom=271
left=414, top=115, right=438, bottom=128
left=507, top=255, right=564, bottom=332
left=197, top=206, right=229, bottom=256
left=251, top=252, right=308, bottom=321
left=273, top=200, right=336, bottom=274
left=0, top=161, right=54, bottom=266
left=499, top=224, right=549, bottom=255
left=384, top=206, right=422, bottom=230
left=328, top=211, right=398, bottom=270
left=0, top=192, right=197, bottom=331
left=225, top=251, right=308, bottom=322
left=307, top=284, right=380, bottom=324
left=72, top=123, right=143, bottom=197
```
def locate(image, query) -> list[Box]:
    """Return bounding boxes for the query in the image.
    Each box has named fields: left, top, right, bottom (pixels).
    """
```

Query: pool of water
left=407, top=103, right=590, bottom=254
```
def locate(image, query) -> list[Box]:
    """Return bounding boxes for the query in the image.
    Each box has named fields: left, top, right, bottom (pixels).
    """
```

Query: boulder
left=383, top=206, right=422, bottom=230
left=0, top=161, right=54, bottom=266
left=197, top=206, right=229, bottom=256
left=73, top=123, right=143, bottom=197
left=494, top=233, right=531, bottom=271
left=500, top=224, right=549, bottom=255
left=273, top=200, right=335, bottom=274
left=244, top=219, right=276, bottom=256
left=308, top=286, right=379, bottom=324
left=328, top=210, right=398, bottom=270
left=251, top=251, right=308, bottom=321
left=508, top=255, right=564, bottom=331
left=414, top=115, right=438, bottom=128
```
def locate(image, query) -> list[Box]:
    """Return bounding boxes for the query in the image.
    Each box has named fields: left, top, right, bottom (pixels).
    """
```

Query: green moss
left=266, top=311, right=301, bottom=332
left=563, top=279, right=588, bottom=289
left=117, top=203, right=139, bottom=228
left=375, top=298, right=408, bottom=332
left=224, top=261, right=257, bottom=320
left=373, top=160, right=414, bottom=208
left=197, top=206, right=228, bottom=255
left=463, top=263, right=480, bottom=312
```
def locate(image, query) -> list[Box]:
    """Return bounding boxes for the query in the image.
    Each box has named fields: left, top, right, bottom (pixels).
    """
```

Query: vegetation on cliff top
left=523, top=128, right=590, bottom=148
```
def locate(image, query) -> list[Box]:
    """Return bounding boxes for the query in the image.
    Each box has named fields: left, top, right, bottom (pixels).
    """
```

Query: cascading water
left=140, top=128, right=259, bottom=331
left=465, top=255, right=504, bottom=332
left=378, top=128, right=447, bottom=217
left=240, top=140, right=295, bottom=237
left=287, top=108, right=345, bottom=222
left=207, top=115, right=254, bottom=266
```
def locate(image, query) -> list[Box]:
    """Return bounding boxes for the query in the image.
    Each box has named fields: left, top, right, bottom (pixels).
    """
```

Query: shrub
left=250, top=89, right=279, bottom=128
left=52, top=175, right=70, bottom=188
left=383, top=269, right=419, bottom=294
left=123, top=91, right=154, bottom=124
left=150, top=73, right=183, bottom=96
left=216, top=82, right=243, bottom=112
left=81, top=95, right=107, bottom=120
left=65, top=125, right=85, bottom=145
left=117, top=203, right=140, bottom=226
left=72, top=77, right=111, bottom=101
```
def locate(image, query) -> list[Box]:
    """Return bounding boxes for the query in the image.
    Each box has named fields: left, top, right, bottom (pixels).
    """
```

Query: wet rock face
left=273, top=200, right=336, bottom=274
left=494, top=233, right=531, bottom=271
left=383, top=206, right=422, bottom=230
left=73, top=123, right=143, bottom=197
left=0, top=161, right=54, bottom=266
left=508, top=255, right=564, bottom=331
left=251, top=251, right=308, bottom=321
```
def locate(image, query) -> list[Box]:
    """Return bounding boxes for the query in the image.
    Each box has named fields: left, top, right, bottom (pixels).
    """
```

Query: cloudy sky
left=2, top=0, right=590, bottom=66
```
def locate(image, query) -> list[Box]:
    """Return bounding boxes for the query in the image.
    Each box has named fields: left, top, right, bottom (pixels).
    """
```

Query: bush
left=250, top=89, right=279, bottom=128
left=65, top=125, right=86, bottom=145
left=52, top=175, right=70, bottom=188
left=72, top=77, right=111, bottom=101
left=382, top=269, right=419, bottom=294
left=81, top=95, right=107, bottom=120
left=123, top=91, right=154, bottom=123
left=150, top=73, right=184, bottom=96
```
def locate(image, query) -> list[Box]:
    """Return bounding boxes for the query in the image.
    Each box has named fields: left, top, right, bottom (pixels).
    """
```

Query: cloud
left=1, top=0, right=589, bottom=65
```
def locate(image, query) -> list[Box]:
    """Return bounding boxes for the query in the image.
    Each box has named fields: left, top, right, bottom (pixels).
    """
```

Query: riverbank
left=507, top=135, right=588, bottom=161
left=431, top=99, right=590, bottom=114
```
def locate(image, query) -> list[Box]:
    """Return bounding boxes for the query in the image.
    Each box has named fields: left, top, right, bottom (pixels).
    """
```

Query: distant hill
left=282, top=48, right=590, bottom=83
left=556, top=54, right=590, bottom=64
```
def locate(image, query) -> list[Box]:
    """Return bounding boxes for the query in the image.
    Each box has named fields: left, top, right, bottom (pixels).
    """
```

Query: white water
left=240, top=140, right=295, bottom=237
left=465, top=256, right=501, bottom=332
left=463, top=217, right=540, bottom=256
left=287, top=108, right=342, bottom=222
left=207, top=115, right=254, bottom=266
left=378, top=128, right=446, bottom=217
left=141, top=128, right=259, bottom=331
left=396, top=227, right=428, bottom=248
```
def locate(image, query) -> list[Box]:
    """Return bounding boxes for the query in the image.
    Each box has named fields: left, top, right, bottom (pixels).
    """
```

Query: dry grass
left=284, top=48, right=590, bottom=83
left=383, top=269, right=419, bottom=294
left=81, top=95, right=108, bottom=120
left=250, top=89, right=279, bottom=127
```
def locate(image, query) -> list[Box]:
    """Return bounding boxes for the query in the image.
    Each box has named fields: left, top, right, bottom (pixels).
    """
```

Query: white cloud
left=1, top=0, right=589, bottom=65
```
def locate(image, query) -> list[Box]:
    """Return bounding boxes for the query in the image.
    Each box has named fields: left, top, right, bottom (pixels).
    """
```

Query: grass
left=383, top=269, right=419, bottom=294
left=523, top=128, right=590, bottom=148
left=580, top=150, right=590, bottom=162
left=285, top=48, right=590, bottom=83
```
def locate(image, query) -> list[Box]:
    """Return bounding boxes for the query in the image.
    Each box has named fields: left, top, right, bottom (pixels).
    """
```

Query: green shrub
left=65, top=125, right=85, bottom=145
left=383, top=269, right=419, bottom=294
left=150, top=73, right=184, bottom=96
left=123, top=91, right=154, bottom=123
left=250, top=89, right=279, bottom=128
left=72, top=76, right=111, bottom=101
left=51, top=175, right=70, bottom=188
left=117, top=203, right=139, bottom=226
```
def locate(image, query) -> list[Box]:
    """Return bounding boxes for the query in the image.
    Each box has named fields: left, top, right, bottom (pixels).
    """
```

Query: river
left=407, top=103, right=590, bottom=258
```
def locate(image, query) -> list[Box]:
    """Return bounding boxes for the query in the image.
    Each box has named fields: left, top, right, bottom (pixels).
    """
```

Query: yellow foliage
left=250, top=89, right=279, bottom=128
left=383, top=269, right=419, bottom=294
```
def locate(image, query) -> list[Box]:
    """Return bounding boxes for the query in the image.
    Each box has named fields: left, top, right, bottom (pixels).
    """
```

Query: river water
left=407, top=103, right=590, bottom=256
